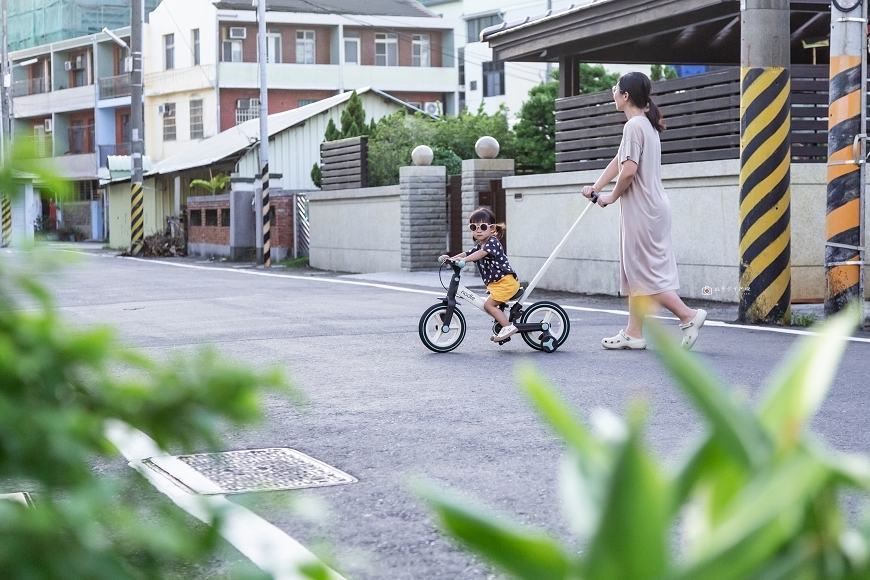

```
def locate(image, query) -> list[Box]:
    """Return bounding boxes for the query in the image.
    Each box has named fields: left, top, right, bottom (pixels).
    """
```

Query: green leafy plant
left=189, top=173, right=231, bottom=195
left=514, top=80, right=558, bottom=174
left=340, top=90, right=367, bottom=139
left=324, top=118, right=342, bottom=142
left=311, top=163, right=322, bottom=188
left=420, top=306, right=870, bottom=580
left=791, top=311, right=821, bottom=327
left=651, top=64, right=678, bottom=81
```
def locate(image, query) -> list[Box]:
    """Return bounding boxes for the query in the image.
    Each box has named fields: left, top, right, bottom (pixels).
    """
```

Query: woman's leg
left=625, top=294, right=649, bottom=338
left=484, top=298, right=511, bottom=327
left=650, top=290, right=696, bottom=324
left=626, top=291, right=696, bottom=338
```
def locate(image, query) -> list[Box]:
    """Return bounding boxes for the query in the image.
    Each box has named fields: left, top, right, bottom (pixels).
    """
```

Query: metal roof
left=146, top=88, right=430, bottom=177
left=482, top=0, right=830, bottom=66
left=212, top=0, right=433, bottom=18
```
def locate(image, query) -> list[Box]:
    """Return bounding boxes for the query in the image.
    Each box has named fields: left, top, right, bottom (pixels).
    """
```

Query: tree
left=340, top=90, right=367, bottom=138
left=323, top=118, right=341, bottom=142
left=189, top=173, right=231, bottom=195
left=650, top=64, right=678, bottom=81
left=513, top=80, right=558, bottom=174
left=577, top=63, right=619, bottom=94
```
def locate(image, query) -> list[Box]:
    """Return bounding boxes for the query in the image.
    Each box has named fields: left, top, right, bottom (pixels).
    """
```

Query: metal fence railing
left=99, top=74, right=131, bottom=99
left=294, top=193, right=309, bottom=258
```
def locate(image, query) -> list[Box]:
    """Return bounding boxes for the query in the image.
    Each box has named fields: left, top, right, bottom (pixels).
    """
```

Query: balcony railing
left=11, top=77, right=47, bottom=97
left=99, top=74, right=131, bottom=99
left=98, top=142, right=131, bottom=168
left=67, top=124, right=95, bottom=155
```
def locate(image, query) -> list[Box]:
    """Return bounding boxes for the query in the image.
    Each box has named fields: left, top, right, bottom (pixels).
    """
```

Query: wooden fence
left=320, top=136, right=368, bottom=190
left=554, top=65, right=845, bottom=172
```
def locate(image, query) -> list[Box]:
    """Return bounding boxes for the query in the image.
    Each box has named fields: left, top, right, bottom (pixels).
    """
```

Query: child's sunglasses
left=468, top=223, right=491, bottom=232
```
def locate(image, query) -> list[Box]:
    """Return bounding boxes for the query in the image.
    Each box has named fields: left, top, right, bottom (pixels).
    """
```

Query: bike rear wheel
left=520, top=301, right=570, bottom=352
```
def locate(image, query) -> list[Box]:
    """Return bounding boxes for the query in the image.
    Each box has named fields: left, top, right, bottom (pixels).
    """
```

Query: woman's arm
left=598, top=160, right=637, bottom=207
left=581, top=156, right=619, bottom=198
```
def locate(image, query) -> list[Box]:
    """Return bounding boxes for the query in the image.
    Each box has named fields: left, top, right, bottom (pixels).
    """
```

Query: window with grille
left=296, top=30, right=315, bottom=64
left=163, top=103, right=176, bottom=141
left=72, top=180, right=98, bottom=201
left=189, top=210, right=202, bottom=226
left=482, top=61, right=505, bottom=97
left=205, top=209, right=218, bottom=226
left=190, top=99, right=203, bottom=139
left=412, top=34, right=430, bottom=67
left=164, top=34, right=175, bottom=70
left=375, top=33, right=397, bottom=66
left=235, top=98, right=260, bottom=125
left=192, top=29, right=200, bottom=65
left=221, top=208, right=230, bottom=226
left=467, top=13, right=502, bottom=43
left=298, top=99, right=317, bottom=107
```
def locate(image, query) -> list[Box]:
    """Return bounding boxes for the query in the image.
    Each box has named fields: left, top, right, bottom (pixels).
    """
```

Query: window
left=467, top=13, right=503, bottom=43
left=69, top=120, right=94, bottom=154
left=70, top=52, right=88, bottom=88
left=164, top=33, right=175, bottom=70
left=221, top=208, right=230, bottom=227
left=190, top=99, right=203, bottom=139
left=192, top=29, right=200, bottom=65
left=222, top=35, right=243, bottom=62
left=469, top=80, right=477, bottom=91
left=205, top=209, right=218, bottom=227
left=189, top=210, right=202, bottom=227
left=266, top=29, right=282, bottom=63
left=163, top=102, right=176, bottom=141
left=344, top=31, right=359, bottom=65
left=235, top=98, right=261, bottom=125
left=458, top=47, right=465, bottom=85
left=375, top=33, right=397, bottom=66
left=298, top=99, right=317, bottom=107
left=296, top=30, right=315, bottom=64
left=412, top=34, right=430, bottom=67
left=482, top=61, right=505, bottom=97
left=33, top=124, right=47, bottom=157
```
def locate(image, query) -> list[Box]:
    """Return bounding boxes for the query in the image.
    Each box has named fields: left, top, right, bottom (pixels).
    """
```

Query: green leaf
left=582, top=426, right=670, bottom=580
left=758, top=305, right=861, bottom=452
left=646, top=322, right=771, bottom=469
left=416, top=481, right=571, bottom=580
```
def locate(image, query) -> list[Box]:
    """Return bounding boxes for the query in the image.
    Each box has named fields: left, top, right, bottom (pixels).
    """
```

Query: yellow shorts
left=487, top=275, right=521, bottom=303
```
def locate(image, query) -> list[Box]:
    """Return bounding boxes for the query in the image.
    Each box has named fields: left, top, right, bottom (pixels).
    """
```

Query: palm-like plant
left=420, top=306, right=870, bottom=580
left=189, top=173, right=231, bottom=195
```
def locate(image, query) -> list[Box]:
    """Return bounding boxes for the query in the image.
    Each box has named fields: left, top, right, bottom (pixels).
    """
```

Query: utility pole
left=737, top=0, right=791, bottom=324
left=1, top=0, right=8, bottom=161
left=129, top=0, right=144, bottom=257
left=256, top=0, right=271, bottom=267
left=824, top=0, right=866, bottom=322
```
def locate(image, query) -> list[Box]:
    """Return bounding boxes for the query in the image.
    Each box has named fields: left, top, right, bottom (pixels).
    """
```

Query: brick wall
left=270, top=194, right=295, bottom=252
left=219, top=23, right=332, bottom=64
left=188, top=198, right=230, bottom=246
left=219, top=88, right=335, bottom=130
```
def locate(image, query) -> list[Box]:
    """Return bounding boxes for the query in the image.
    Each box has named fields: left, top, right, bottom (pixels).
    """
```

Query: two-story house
left=144, top=0, right=462, bottom=161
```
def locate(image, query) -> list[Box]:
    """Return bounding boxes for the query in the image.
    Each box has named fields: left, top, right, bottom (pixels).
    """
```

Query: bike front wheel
left=520, top=301, right=570, bottom=352
left=419, top=304, right=467, bottom=353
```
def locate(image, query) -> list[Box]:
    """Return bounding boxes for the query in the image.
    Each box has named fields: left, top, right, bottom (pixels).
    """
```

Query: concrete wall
left=309, top=185, right=401, bottom=273
left=503, top=160, right=869, bottom=303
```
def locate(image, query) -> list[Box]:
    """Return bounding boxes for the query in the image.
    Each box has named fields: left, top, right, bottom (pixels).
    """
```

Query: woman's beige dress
left=616, top=115, right=679, bottom=296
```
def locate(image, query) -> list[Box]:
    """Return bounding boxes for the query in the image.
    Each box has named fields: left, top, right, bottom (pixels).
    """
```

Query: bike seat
left=507, top=287, right=525, bottom=302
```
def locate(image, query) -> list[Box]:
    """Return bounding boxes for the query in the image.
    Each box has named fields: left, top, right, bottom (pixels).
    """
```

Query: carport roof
left=482, top=0, right=830, bottom=66
left=146, top=88, right=428, bottom=178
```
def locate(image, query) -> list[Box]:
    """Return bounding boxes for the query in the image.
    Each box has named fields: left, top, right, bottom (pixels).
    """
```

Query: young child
left=440, top=207, right=521, bottom=343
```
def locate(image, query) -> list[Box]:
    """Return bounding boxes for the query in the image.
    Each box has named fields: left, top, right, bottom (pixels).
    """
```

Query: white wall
left=502, top=160, right=866, bottom=303
left=308, top=185, right=401, bottom=273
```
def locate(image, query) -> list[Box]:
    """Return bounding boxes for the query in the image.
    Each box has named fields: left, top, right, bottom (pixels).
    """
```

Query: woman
left=581, top=72, right=706, bottom=350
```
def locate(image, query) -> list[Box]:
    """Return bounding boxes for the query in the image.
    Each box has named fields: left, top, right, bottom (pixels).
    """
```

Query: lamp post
left=256, top=0, right=271, bottom=267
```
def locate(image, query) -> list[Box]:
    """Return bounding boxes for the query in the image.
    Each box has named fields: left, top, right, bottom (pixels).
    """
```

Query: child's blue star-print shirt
left=468, top=237, right=517, bottom=285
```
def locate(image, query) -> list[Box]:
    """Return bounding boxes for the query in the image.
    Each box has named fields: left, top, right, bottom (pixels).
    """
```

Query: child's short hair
left=469, top=207, right=506, bottom=241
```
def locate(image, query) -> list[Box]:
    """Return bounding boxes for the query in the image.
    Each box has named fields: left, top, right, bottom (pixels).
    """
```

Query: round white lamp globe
left=475, top=136, right=500, bottom=159
left=411, top=145, right=434, bottom=166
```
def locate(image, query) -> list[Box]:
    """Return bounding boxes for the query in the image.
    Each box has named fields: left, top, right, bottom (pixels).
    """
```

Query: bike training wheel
left=419, top=304, right=467, bottom=353
left=520, top=301, right=570, bottom=352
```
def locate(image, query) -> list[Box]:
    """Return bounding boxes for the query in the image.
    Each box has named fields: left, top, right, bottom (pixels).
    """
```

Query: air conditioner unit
left=424, top=101, right=441, bottom=116
left=229, top=27, right=246, bottom=39
left=157, top=104, right=167, bottom=116
left=64, top=61, right=73, bottom=71
left=44, top=119, right=52, bottom=133
left=236, top=98, right=250, bottom=110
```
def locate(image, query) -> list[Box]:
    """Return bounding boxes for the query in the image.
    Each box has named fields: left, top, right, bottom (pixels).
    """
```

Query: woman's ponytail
left=646, top=99, right=666, bottom=133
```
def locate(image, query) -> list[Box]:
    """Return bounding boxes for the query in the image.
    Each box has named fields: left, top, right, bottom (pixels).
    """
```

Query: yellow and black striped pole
left=825, top=0, right=866, bottom=316
left=737, top=0, right=791, bottom=324
left=130, top=182, right=144, bottom=256
left=1, top=194, right=11, bottom=247
left=262, top=163, right=271, bottom=268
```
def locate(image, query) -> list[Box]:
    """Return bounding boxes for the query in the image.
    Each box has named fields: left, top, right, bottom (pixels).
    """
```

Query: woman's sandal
left=602, top=329, right=647, bottom=350
left=680, top=309, right=707, bottom=350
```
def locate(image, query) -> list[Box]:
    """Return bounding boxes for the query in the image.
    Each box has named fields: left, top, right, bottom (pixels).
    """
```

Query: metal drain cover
left=142, top=448, right=357, bottom=495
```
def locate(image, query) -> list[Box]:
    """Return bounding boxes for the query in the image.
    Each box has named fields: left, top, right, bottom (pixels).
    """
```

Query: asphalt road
left=20, top=247, right=870, bottom=580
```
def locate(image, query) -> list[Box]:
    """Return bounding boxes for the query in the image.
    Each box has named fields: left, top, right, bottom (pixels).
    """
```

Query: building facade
left=143, top=0, right=461, bottom=162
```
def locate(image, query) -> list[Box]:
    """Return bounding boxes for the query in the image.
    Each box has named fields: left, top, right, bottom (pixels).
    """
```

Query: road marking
left=45, top=250, right=870, bottom=344
left=104, top=420, right=346, bottom=580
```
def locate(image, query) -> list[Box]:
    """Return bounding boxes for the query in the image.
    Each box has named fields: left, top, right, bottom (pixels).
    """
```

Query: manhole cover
left=143, top=448, right=357, bottom=495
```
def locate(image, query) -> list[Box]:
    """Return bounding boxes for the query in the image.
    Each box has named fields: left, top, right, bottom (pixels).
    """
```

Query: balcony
left=342, top=65, right=457, bottom=93
left=13, top=84, right=96, bottom=118
left=11, top=77, right=47, bottom=98
left=99, top=74, right=131, bottom=100
left=98, top=142, right=131, bottom=168
left=145, top=65, right=216, bottom=96
left=218, top=63, right=340, bottom=89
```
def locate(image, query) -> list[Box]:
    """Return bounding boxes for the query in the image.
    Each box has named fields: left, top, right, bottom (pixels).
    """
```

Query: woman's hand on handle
left=596, top=194, right=615, bottom=208
left=581, top=186, right=597, bottom=199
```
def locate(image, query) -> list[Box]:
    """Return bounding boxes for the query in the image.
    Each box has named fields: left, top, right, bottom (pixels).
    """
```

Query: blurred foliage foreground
left=422, top=306, right=870, bottom=580
left=0, top=252, right=299, bottom=580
